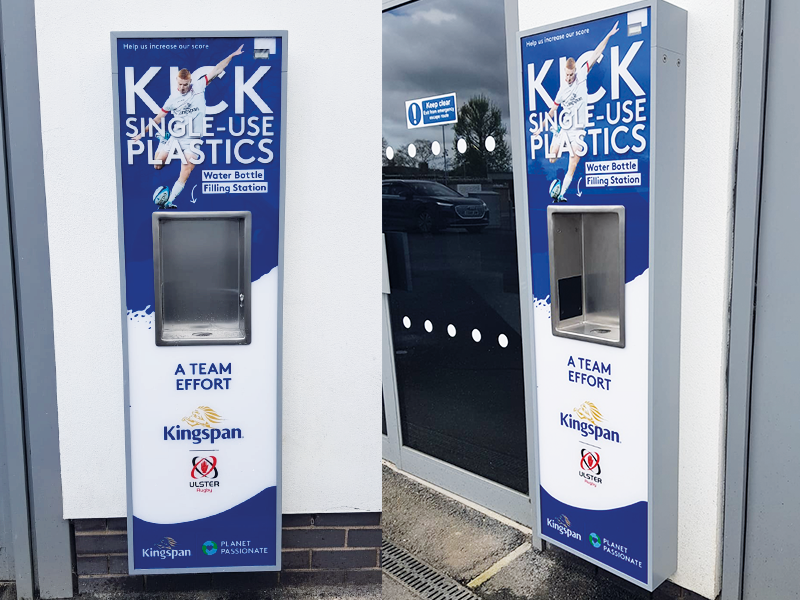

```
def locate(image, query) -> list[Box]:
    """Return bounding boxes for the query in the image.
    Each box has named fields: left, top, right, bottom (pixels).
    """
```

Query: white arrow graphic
left=190, top=184, right=198, bottom=204
left=576, top=177, right=583, bottom=197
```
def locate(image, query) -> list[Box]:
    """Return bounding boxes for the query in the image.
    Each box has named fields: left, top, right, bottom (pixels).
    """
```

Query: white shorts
left=553, top=127, right=586, bottom=149
left=156, top=136, right=200, bottom=158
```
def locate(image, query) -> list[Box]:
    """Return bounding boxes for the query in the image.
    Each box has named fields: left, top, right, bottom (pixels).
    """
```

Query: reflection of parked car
left=382, top=179, right=489, bottom=233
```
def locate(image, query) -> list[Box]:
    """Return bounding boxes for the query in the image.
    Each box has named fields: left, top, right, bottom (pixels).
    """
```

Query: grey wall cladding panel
left=0, top=0, right=73, bottom=597
left=721, top=0, right=770, bottom=597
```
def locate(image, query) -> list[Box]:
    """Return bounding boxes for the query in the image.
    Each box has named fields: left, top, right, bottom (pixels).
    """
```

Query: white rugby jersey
left=161, top=74, right=210, bottom=139
left=554, top=62, right=590, bottom=130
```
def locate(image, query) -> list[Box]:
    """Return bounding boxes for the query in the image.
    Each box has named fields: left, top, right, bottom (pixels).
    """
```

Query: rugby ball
left=549, top=179, right=562, bottom=199
left=153, top=186, right=170, bottom=206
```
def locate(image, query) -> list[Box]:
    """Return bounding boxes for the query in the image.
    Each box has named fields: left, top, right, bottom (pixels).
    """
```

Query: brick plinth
left=73, top=513, right=381, bottom=594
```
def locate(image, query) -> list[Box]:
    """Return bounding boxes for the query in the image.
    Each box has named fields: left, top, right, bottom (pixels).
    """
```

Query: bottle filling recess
left=547, top=205, right=625, bottom=348
left=152, top=211, right=252, bottom=346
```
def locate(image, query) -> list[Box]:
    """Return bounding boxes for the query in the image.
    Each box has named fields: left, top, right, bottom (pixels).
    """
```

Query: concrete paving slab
left=382, top=465, right=528, bottom=585
left=476, top=545, right=654, bottom=600
left=383, top=466, right=688, bottom=599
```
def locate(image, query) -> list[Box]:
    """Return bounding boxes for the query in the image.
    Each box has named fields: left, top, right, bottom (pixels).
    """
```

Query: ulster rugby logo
left=579, top=449, right=603, bottom=487
left=574, top=401, right=603, bottom=425
left=191, top=456, right=218, bottom=479
left=580, top=450, right=601, bottom=474
left=182, top=406, right=223, bottom=428
left=190, top=455, right=220, bottom=492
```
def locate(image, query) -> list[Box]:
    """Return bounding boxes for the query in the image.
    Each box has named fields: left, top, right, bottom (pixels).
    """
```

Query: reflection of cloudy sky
left=383, top=0, right=510, bottom=149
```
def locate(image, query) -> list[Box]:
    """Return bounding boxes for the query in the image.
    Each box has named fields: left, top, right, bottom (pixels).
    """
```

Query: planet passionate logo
left=560, top=402, right=620, bottom=443
left=163, top=406, right=243, bottom=445
left=202, top=540, right=218, bottom=556
left=546, top=514, right=581, bottom=541
left=142, top=537, right=191, bottom=560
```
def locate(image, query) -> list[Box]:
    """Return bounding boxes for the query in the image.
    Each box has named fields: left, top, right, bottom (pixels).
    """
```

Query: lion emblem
left=573, top=401, right=603, bottom=425
left=182, top=406, right=223, bottom=428
left=156, top=537, right=177, bottom=550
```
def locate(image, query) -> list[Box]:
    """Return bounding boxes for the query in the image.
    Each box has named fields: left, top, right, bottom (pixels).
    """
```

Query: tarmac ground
left=382, top=464, right=701, bottom=600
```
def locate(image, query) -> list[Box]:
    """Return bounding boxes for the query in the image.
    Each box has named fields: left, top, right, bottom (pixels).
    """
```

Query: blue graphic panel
left=117, top=36, right=282, bottom=312
left=541, top=487, right=648, bottom=583
left=520, top=13, right=651, bottom=298
left=133, top=487, right=277, bottom=569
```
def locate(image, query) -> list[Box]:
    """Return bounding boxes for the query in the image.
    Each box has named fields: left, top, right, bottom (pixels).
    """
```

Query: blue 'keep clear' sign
left=405, top=92, right=458, bottom=129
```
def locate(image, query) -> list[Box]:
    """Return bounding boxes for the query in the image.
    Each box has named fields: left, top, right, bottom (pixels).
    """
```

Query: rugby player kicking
left=133, top=45, right=245, bottom=209
left=548, top=22, right=618, bottom=202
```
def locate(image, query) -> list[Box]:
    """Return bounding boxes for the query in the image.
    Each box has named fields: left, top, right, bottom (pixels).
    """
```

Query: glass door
left=382, top=0, right=531, bottom=519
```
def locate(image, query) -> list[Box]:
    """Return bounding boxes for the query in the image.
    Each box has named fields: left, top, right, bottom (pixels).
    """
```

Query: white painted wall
left=516, top=1, right=740, bottom=598
left=35, top=0, right=381, bottom=517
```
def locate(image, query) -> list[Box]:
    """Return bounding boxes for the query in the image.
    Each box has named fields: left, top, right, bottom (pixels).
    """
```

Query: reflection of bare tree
left=382, top=136, right=415, bottom=168
left=411, top=139, right=433, bottom=169
left=452, top=95, right=511, bottom=176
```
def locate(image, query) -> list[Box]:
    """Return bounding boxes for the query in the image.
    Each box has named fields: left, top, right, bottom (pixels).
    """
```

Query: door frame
left=380, top=0, right=542, bottom=537
left=721, top=0, right=770, bottom=599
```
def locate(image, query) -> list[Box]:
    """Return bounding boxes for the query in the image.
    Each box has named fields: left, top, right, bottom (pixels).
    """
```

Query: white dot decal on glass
left=386, top=146, right=394, bottom=161
left=472, top=329, right=482, bottom=342
left=485, top=136, right=496, bottom=152
left=447, top=324, right=456, bottom=337
left=408, top=143, right=417, bottom=158
left=498, top=333, right=509, bottom=348
left=432, top=141, right=441, bottom=156
left=457, top=138, right=467, bottom=154
left=424, top=320, right=433, bottom=333
left=403, top=316, right=411, bottom=329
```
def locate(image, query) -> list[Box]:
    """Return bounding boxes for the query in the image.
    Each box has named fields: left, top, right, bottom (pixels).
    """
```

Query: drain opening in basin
left=590, top=328, right=611, bottom=334
left=192, top=332, right=212, bottom=337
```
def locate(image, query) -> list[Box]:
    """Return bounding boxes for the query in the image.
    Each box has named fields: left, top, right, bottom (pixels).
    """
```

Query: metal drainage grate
left=382, top=539, right=481, bottom=600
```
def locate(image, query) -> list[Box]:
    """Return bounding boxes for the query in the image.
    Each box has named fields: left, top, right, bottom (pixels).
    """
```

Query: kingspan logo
left=164, top=406, right=243, bottom=445
left=546, top=514, right=582, bottom=541
left=560, top=401, right=620, bottom=443
left=143, top=537, right=191, bottom=560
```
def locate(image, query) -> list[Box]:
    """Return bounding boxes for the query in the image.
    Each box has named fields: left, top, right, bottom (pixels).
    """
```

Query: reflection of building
left=382, top=0, right=796, bottom=599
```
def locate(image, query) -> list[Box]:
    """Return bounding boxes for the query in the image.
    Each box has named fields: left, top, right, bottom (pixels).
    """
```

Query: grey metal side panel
left=0, top=0, right=73, bottom=597
left=648, top=0, right=686, bottom=588
left=504, top=0, right=541, bottom=549
left=0, top=67, right=33, bottom=597
left=721, top=1, right=770, bottom=599
left=740, top=0, right=800, bottom=597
